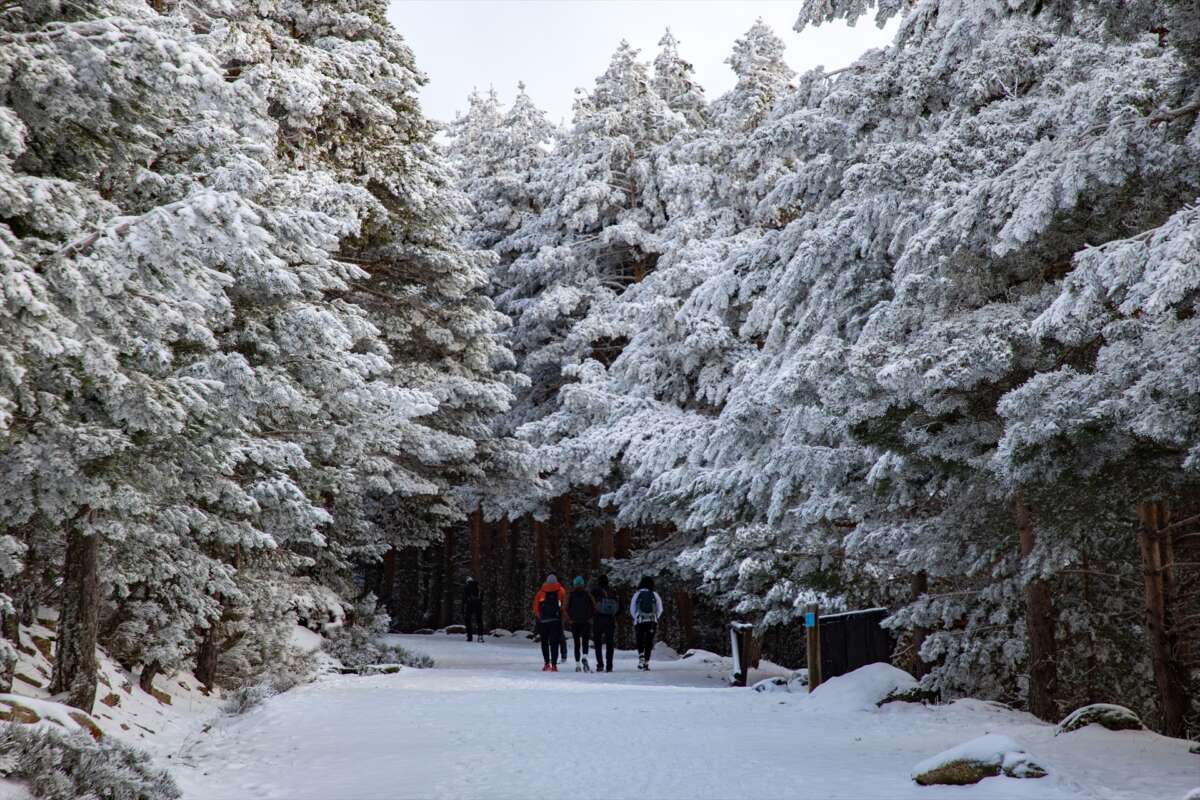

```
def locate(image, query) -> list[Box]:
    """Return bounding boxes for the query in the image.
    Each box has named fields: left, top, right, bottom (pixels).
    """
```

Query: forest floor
left=171, top=634, right=1198, bottom=800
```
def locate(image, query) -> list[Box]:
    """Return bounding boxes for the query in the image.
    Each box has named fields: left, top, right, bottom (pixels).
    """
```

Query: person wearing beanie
left=531, top=574, right=567, bottom=671
left=567, top=575, right=596, bottom=672
left=630, top=575, right=664, bottom=671
left=590, top=574, right=619, bottom=672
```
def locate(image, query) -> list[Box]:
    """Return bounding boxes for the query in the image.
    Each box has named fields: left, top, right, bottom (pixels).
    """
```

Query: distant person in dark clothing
left=463, top=577, right=484, bottom=642
left=532, top=574, right=567, bottom=671
left=591, top=574, right=619, bottom=672
left=630, top=575, right=664, bottom=671
left=567, top=576, right=595, bottom=672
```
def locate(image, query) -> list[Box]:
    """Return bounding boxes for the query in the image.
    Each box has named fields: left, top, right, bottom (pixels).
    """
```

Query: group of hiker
left=462, top=573, right=664, bottom=672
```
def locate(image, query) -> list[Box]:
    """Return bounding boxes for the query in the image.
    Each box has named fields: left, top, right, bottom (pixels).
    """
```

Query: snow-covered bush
left=0, top=722, right=179, bottom=800
left=323, top=598, right=434, bottom=671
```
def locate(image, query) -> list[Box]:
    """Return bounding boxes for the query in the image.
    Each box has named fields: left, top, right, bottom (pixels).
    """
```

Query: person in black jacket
left=566, top=576, right=595, bottom=672
left=463, top=577, right=484, bottom=642
left=590, top=574, right=618, bottom=672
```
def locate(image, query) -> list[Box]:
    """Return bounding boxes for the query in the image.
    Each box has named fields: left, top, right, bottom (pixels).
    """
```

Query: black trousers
left=571, top=621, right=591, bottom=660
left=593, top=618, right=615, bottom=669
left=465, top=604, right=483, bottom=641
left=538, top=620, right=564, bottom=664
left=635, top=621, right=657, bottom=662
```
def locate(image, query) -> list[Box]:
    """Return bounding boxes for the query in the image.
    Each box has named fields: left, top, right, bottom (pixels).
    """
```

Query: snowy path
left=175, top=635, right=1198, bottom=800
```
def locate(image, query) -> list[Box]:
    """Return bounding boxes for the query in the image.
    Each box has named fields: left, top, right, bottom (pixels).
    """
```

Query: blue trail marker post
left=805, top=602, right=822, bottom=692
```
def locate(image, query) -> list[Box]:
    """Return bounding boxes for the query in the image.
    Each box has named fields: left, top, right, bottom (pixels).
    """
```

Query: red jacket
left=532, top=582, right=567, bottom=622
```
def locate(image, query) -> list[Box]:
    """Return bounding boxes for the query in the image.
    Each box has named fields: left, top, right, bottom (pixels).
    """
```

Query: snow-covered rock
left=803, top=663, right=917, bottom=712
left=1056, top=703, right=1143, bottom=735
left=0, top=695, right=103, bottom=740
left=911, top=734, right=1047, bottom=785
left=444, top=625, right=466, bottom=635
left=514, top=630, right=534, bottom=640
left=490, top=629, right=513, bottom=638
left=752, top=677, right=788, bottom=693
left=787, top=671, right=809, bottom=692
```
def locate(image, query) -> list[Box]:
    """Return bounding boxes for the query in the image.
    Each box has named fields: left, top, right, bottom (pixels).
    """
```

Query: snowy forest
left=1, top=0, right=1200, bottom=794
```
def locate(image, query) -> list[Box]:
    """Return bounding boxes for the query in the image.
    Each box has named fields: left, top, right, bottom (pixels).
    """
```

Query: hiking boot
left=575, top=662, right=582, bottom=672
left=582, top=657, right=591, bottom=673
left=542, top=663, right=551, bottom=671
left=550, top=664, right=558, bottom=672
left=606, top=666, right=613, bottom=673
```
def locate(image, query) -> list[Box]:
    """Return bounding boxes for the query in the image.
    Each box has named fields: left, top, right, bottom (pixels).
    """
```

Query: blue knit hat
left=573, top=576, right=585, bottom=588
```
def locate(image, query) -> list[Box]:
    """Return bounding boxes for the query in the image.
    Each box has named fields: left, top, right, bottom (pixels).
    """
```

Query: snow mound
left=489, top=629, right=513, bottom=638
left=653, top=642, right=679, bottom=659
left=752, top=677, right=788, bottom=693
left=802, top=663, right=917, bottom=712
left=911, top=734, right=1046, bottom=785
left=1056, top=703, right=1143, bottom=735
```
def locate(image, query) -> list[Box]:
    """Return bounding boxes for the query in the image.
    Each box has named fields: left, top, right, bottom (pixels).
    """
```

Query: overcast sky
left=387, top=1, right=898, bottom=127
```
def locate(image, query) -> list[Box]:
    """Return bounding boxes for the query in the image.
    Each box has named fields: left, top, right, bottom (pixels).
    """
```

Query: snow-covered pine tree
left=194, top=0, right=529, bottom=628
left=0, top=0, right=309, bottom=709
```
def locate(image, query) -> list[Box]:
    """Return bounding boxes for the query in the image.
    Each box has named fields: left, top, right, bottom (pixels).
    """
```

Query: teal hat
left=573, top=575, right=585, bottom=588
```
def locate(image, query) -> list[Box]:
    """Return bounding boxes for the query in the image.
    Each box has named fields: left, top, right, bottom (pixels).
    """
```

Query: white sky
left=387, top=1, right=898, bottom=127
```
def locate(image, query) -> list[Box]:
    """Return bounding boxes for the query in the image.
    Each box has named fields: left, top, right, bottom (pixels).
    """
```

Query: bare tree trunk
left=1137, top=500, right=1189, bottom=736
left=910, top=570, right=930, bottom=680
left=1015, top=490, right=1058, bottom=722
left=51, top=524, right=100, bottom=712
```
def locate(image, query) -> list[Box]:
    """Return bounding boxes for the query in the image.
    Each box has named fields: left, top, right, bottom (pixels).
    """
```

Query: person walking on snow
left=463, top=577, right=484, bottom=643
left=532, top=574, right=567, bottom=671
left=567, top=576, right=596, bottom=672
left=630, top=575, right=664, bottom=671
left=591, top=574, right=618, bottom=672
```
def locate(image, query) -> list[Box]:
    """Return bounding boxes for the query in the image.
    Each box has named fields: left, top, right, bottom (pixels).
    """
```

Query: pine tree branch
left=1149, top=100, right=1200, bottom=124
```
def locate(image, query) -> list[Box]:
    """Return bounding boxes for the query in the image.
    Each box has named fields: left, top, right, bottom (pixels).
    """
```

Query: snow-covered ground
left=172, top=634, right=1198, bottom=800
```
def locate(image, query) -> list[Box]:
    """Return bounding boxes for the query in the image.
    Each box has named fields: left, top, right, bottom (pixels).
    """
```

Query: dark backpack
left=596, top=590, right=619, bottom=617
left=597, top=594, right=619, bottom=618
left=635, top=589, right=657, bottom=621
left=538, top=590, right=561, bottom=622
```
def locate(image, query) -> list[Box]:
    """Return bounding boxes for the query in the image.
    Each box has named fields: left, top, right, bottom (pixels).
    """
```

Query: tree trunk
left=380, top=547, right=398, bottom=607
left=469, top=507, right=483, bottom=580
left=195, top=622, right=219, bottom=691
left=441, top=527, right=456, bottom=628
left=139, top=659, right=161, bottom=694
left=51, top=524, right=100, bottom=712
left=533, top=518, right=546, bottom=582
left=675, top=590, right=695, bottom=651
left=1015, top=490, right=1058, bottom=721
left=1137, top=500, right=1189, bottom=736
left=910, top=570, right=930, bottom=680
left=615, top=527, right=632, bottom=559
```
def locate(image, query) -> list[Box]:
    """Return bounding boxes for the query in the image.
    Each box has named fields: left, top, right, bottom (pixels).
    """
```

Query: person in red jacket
left=532, top=575, right=568, bottom=671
